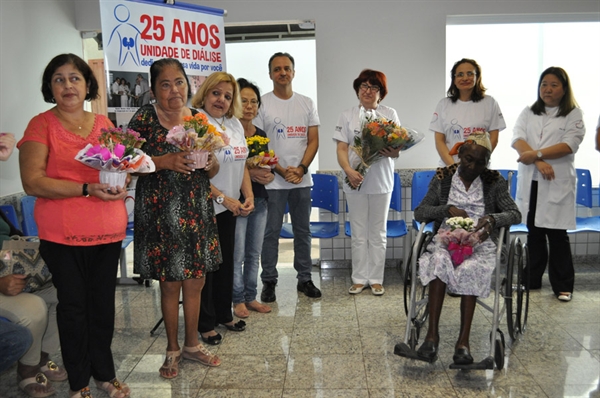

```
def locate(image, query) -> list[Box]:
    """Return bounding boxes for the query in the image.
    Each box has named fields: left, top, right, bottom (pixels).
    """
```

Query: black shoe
left=261, top=281, right=277, bottom=302
left=416, top=340, right=439, bottom=362
left=200, top=333, right=222, bottom=346
left=297, top=280, right=322, bottom=298
left=453, top=347, right=473, bottom=365
left=220, top=320, right=246, bottom=332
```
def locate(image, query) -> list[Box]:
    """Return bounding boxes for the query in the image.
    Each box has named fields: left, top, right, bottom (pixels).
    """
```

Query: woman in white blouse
left=511, top=66, right=586, bottom=302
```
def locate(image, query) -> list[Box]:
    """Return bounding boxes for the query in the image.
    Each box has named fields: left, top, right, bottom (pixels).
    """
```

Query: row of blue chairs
left=0, top=195, right=38, bottom=236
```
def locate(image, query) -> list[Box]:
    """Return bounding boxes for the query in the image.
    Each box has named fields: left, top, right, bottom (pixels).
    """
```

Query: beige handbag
left=0, top=236, right=52, bottom=292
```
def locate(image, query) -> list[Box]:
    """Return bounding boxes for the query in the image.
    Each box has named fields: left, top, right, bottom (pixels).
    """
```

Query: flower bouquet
left=245, top=135, right=279, bottom=169
left=434, top=217, right=480, bottom=267
left=166, top=113, right=229, bottom=169
left=347, top=107, right=424, bottom=190
left=75, top=127, right=155, bottom=188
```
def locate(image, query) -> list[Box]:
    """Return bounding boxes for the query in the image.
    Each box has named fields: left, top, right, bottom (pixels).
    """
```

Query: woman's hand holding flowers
left=473, top=215, right=495, bottom=243
left=344, top=167, right=364, bottom=189
left=92, top=183, right=128, bottom=201
left=448, top=206, right=469, bottom=218
left=250, top=167, right=274, bottom=185
left=154, top=152, right=195, bottom=174
left=379, top=146, right=401, bottom=159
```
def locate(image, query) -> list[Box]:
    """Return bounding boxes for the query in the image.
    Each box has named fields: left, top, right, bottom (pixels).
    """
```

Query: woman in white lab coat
left=511, top=66, right=585, bottom=302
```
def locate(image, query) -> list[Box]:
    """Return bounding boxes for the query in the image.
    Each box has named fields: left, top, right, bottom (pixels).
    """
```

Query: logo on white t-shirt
left=273, top=117, right=287, bottom=139
left=450, top=119, right=464, bottom=138
left=222, top=147, right=234, bottom=163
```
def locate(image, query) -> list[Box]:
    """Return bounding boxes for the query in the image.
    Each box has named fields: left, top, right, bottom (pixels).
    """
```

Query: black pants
left=198, top=211, right=236, bottom=333
left=525, top=181, right=574, bottom=295
left=40, top=240, right=121, bottom=391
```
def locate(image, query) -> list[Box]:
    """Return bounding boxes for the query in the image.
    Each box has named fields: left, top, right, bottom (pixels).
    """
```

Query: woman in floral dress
left=128, top=58, right=222, bottom=379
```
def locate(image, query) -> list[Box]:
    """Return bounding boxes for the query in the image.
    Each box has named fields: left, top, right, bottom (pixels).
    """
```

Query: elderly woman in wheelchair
left=407, top=132, right=521, bottom=365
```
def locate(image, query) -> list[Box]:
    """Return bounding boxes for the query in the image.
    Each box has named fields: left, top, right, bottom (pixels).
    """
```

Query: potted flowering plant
left=166, top=113, right=230, bottom=169
left=245, top=135, right=278, bottom=169
left=75, top=127, right=155, bottom=188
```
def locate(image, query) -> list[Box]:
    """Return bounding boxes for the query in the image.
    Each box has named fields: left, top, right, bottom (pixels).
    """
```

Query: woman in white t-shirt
left=191, top=72, right=254, bottom=346
left=430, top=58, right=505, bottom=166
left=334, top=69, right=402, bottom=296
left=511, top=67, right=585, bottom=302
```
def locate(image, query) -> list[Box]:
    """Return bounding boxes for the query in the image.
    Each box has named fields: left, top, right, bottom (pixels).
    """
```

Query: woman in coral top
left=18, top=53, right=130, bottom=398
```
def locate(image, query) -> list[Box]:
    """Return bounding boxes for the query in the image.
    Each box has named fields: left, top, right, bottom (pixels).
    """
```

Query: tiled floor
left=1, top=254, right=599, bottom=397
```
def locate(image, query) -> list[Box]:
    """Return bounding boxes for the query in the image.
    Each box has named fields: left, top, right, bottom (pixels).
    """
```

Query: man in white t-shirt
left=254, top=52, right=321, bottom=301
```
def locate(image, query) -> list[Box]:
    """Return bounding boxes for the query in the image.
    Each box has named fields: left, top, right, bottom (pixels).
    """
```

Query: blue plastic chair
left=0, top=204, right=19, bottom=229
left=20, top=196, right=39, bottom=236
left=568, top=169, right=600, bottom=234
left=345, top=173, right=407, bottom=239
left=280, top=174, right=340, bottom=239
left=497, top=169, right=518, bottom=200
left=411, top=170, right=436, bottom=234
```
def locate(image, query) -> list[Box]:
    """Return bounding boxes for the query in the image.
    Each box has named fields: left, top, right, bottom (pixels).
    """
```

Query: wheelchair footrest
left=448, top=356, right=494, bottom=370
left=394, top=343, right=437, bottom=363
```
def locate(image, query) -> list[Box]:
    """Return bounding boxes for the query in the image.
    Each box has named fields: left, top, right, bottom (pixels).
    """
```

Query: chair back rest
left=497, top=169, right=518, bottom=199
left=411, top=170, right=436, bottom=210
left=20, top=196, right=39, bottom=236
left=0, top=204, right=19, bottom=229
left=575, top=169, right=593, bottom=209
left=389, top=173, right=402, bottom=212
left=311, top=174, right=339, bottom=214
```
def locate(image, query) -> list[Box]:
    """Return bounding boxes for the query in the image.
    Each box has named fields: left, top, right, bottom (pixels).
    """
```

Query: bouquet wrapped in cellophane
left=245, top=135, right=279, bottom=169
left=75, top=127, right=155, bottom=173
left=166, top=113, right=230, bottom=169
left=434, top=217, right=480, bottom=267
left=347, top=107, right=423, bottom=190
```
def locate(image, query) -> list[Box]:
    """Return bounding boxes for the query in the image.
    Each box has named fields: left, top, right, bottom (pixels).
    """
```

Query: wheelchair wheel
left=506, top=238, right=529, bottom=340
left=403, top=232, right=432, bottom=338
left=491, top=329, right=506, bottom=370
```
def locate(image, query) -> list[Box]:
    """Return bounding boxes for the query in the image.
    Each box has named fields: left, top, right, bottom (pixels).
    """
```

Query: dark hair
left=268, top=52, right=295, bottom=72
left=530, top=66, right=578, bottom=117
left=447, top=58, right=486, bottom=103
left=41, top=53, right=99, bottom=103
left=353, top=69, right=388, bottom=101
left=149, top=58, right=191, bottom=99
left=237, top=78, right=262, bottom=108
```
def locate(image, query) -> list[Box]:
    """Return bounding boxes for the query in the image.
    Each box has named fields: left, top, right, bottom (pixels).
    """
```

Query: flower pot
left=99, top=170, right=128, bottom=189
left=189, top=150, right=209, bottom=169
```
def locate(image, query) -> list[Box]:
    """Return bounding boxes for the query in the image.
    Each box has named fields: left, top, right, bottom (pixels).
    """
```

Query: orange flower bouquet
left=166, top=113, right=230, bottom=169
left=348, top=108, right=423, bottom=190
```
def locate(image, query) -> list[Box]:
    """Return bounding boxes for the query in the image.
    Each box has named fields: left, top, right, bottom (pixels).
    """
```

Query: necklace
left=207, top=113, right=227, bottom=131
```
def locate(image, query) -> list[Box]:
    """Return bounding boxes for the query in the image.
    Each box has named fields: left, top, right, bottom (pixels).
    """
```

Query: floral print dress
left=418, top=172, right=496, bottom=298
left=129, top=104, right=221, bottom=281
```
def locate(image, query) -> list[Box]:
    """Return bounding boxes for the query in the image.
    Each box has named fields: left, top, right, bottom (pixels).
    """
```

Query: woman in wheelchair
left=413, top=132, right=521, bottom=365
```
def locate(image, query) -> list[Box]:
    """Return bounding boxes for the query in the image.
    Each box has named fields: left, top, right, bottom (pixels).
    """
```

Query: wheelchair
left=394, top=222, right=530, bottom=370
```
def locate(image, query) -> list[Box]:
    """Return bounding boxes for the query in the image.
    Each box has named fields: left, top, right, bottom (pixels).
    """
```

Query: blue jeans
left=0, top=319, right=33, bottom=372
left=232, top=197, right=268, bottom=303
left=261, top=187, right=312, bottom=283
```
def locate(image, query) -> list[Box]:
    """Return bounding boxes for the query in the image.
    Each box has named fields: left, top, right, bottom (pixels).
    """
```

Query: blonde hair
left=191, top=72, right=242, bottom=119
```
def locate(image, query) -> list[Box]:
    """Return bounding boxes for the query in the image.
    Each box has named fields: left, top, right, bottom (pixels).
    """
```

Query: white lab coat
left=511, top=106, right=586, bottom=229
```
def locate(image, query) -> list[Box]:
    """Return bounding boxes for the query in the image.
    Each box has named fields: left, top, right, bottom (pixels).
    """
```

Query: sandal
left=182, top=344, right=221, bottom=367
left=18, top=373, right=56, bottom=397
left=70, top=386, right=93, bottom=397
left=159, top=350, right=181, bottom=379
left=40, top=360, right=68, bottom=382
left=94, top=378, right=130, bottom=398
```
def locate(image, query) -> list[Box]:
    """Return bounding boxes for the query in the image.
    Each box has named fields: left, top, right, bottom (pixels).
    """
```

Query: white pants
left=0, top=286, right=59, bottom=366
left=347, top=192, right=392, bottom=285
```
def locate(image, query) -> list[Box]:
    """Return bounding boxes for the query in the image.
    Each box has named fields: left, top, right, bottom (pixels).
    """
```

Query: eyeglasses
left=241, top=99, right=259, bottom=106
left=359, top=83, right=380, bottom=93
left=454, top=71, right=477, bottom=78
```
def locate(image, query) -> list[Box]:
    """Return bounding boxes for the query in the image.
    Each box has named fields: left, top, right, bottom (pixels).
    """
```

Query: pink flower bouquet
left=166, top=113, right=230, bottom=169
left=75, top=127, right=155, bottom=175
left=434, top=217, right=480, bottom=267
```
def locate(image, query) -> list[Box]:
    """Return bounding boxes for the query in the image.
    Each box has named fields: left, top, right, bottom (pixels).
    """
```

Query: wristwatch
left=215, top=194, right=225, bottom=205
left=299, top=164, right=308, bottom=175
left=536, top=150, right=543, bottom=160
left=82, top=183, right=90, bottom=197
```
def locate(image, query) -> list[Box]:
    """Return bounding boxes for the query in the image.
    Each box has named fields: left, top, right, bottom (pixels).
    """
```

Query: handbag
left=0, top=236, right=52, bottom=292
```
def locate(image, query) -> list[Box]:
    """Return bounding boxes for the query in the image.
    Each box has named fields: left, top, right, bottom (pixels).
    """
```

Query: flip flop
left=40, top=360, right=68, bottom=382
left=18, top=373, right=56, bottom=398
left=182, top=344, right=221, bottom=367
left=159, top=350, right=181, bottom=379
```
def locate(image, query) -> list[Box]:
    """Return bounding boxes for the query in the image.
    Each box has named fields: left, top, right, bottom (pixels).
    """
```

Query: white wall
left=2, top=0, right=599, bottom=197
left=0, top=0, right=83, bottom=196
